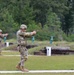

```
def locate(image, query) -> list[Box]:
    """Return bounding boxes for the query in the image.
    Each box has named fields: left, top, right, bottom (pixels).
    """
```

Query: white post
left=46, top=47, right=51, bottom=56
left=6, top=42, right=9, bottom=47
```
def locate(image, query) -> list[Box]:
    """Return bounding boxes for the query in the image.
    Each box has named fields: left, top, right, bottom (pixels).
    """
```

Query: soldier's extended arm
left=0, top=33, right=8, bottom=38
left=25, top=31, right=36, bottom=37
left=19, top=31, right=36, bottom=37
left=3, top=33, right=8, bottom=37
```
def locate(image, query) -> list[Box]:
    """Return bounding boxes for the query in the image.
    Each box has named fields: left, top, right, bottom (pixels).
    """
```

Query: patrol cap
left=20, top=24, right=27, bottom=29
left=0, top=29, right=2, bottom=32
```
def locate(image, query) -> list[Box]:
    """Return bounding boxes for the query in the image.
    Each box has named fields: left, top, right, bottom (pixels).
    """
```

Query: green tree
left=62, top=0, right=74, bottom=36
left=69, top=0, right=74, bottom=34
left=30, top=0, right=50, bottom=26
left=46, top=12, right=63, bottom=40
left=30, top=0, right=69, bottom=26
left=9, top=0, right=34, bottom=25
left=0, top=10, right=18, bottom=38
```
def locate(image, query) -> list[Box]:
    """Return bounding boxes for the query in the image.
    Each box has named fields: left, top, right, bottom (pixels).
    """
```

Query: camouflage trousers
left=17, top=45, right=28, bottom=66
left=0, top=42, right=2, bottom=55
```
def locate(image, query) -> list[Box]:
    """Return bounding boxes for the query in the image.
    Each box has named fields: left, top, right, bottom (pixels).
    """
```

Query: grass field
left=0, top=73, right=74, bottom=75
left=0, top=40, right=74, bottom=75
left=2, top=51, right=19, bottom=55
left=0, top=55, right=74, bottom=70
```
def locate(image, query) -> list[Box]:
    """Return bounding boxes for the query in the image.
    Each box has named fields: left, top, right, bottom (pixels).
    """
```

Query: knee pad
left=24, top=57, right=28, bottom=61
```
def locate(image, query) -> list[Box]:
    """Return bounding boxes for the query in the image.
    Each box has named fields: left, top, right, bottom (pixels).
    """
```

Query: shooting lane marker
left=0, top=70, right=74, bottom=73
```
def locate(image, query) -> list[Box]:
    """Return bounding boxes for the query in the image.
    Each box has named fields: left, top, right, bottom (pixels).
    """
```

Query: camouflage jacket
left=17, top=30, right=32, bottom=46
left=0, top=34, right=4, bottom=42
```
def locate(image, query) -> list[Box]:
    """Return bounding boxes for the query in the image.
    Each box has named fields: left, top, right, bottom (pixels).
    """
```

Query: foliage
left=66, top=34, right=74, bottom=41
left=46, top=12, right=63, bottom=41
left=0, top=10, right=18, bottom=38
left=28, top=21, right=40, bottom=31
left=0, top=0, right=74, bottom=41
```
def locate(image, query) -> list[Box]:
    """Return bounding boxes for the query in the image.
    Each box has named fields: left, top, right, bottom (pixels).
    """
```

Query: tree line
left=0, top=0, right=74, bottom=41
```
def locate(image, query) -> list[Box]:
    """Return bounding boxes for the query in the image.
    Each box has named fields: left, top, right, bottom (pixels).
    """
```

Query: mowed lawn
left=0, top=54, right=74, bottom=75
left=0, top=55, right=74, bottom=70
left=0, top=73, right=74, bottom=75
left=0, top=41, right=74, bottom=75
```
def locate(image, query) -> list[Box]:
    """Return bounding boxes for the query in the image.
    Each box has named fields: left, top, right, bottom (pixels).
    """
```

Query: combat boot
left=21, top=66, right=29, bottom=72
left=16, top=64, right=21, bottom=70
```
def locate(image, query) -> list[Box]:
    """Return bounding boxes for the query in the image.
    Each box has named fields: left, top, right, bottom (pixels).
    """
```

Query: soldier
left=16, top=24, right=36, bottom=72
left=0, top=29, right=8, bottom=55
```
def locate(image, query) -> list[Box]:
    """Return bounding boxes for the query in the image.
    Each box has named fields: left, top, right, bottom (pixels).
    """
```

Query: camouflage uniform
left=0, top=29, right=8, bottom=55
left=16, top=24, right=36, bottom=71
left=0, top=30, right=2, bottom=55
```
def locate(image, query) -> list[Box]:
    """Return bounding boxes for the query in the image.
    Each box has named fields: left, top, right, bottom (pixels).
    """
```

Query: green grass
left=54, top=41, right=74, bottom=50
left=27, top=55, right=74, bottom=70
left=0, top=56, right=19, bottom=71
left=0, top=40, right=74, bottom=75
left=0, top=55, right=74, bottom=70
left=2, top=51, right=19, bottom=55
left=0, top=73, right=74, bottom=75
